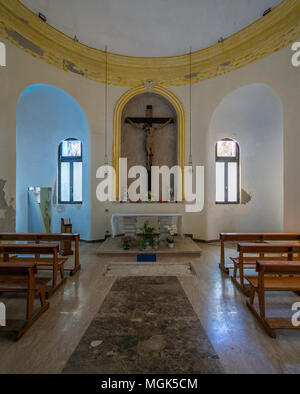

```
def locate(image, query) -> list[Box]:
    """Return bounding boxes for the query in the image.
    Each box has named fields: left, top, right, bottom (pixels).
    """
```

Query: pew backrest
left=220, top=233, right=300, bottom=242
left=0, top=233, right=79, bottom=242
left=256, top=261, right=300, bottom=275
left=238, top=243, right=300, bottom=254
left=0, top=243, right=59, bottom=256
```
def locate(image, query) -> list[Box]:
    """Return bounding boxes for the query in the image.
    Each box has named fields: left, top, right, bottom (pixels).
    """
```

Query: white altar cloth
left=110, top=213, right=184, bottom=238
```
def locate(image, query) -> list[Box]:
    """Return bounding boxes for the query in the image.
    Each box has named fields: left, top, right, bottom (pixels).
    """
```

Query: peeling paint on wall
left=0, top=180, right=15, bottom=231
left=19, top=18, right=29, bottom=24
left=63, top=60, right=84, bottom=76
left=241, top=189, right=252, bottom=204
left=5, top=28, right=44, bottom=56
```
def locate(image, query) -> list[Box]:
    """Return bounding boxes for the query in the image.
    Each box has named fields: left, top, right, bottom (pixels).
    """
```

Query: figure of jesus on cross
left=126, top=105, right=174, bottom=171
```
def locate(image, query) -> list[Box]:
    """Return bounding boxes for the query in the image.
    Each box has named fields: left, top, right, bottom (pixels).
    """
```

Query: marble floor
left=63, top=276, right=223, bottom=374
left=0, top=241, right=300, bottom=374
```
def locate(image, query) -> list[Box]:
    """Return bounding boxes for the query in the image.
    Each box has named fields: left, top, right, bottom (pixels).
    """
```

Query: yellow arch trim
left=113, top=85, right=186, bottom=199
left=0, top=0, right=299, bottom=86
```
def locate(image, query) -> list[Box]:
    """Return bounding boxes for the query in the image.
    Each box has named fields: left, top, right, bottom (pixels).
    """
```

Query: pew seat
left=0, top=263, right=50, bottom=340
left=0, top=276, right=50, bottom=292
left=0, top=244, right=67, bottom=297
left=246, top=276, right=300, bottom=291
left=231, top=243, right=300, bottom=296
left=0, top=233, right=81, bottom=276
left=219, top=233, right=300, bottom=274
left=246, top=261, right=300, bottom=338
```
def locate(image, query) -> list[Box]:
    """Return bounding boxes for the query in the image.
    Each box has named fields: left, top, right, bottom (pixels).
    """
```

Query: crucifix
left=126, top=105, right=175, bottom=170
left=125, top=105, right=175, bottom=191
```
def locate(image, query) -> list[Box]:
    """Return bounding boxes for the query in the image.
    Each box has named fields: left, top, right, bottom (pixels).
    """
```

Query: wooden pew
left=0, top=262, right=50, bottom=340
left=231, top=243, right=300, bottom=296
left=0, top=244, right=67, bottom=297
left=246, top=261, right=300, bottom=338
left=219, top=233, right=300, bottom=274
left=0, top=233, right=81, bottom=276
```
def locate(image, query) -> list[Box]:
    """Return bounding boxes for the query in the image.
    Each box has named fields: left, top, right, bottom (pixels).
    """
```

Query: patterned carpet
left=63, top=276, right=224, bottom=374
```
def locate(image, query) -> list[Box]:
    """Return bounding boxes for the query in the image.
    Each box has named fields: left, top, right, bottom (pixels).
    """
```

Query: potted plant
left=165, top=224, right=177, bottom=248
left=138, top=221, right=158, bottom=250
left=122, top=236, right=133, bottom=250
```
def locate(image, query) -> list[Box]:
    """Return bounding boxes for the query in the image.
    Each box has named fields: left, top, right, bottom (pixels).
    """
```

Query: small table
left=110, top=213, right=184, bottom=238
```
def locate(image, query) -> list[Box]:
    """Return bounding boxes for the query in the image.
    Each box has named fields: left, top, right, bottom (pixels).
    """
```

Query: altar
left=110, top=213, right=184, bottom=238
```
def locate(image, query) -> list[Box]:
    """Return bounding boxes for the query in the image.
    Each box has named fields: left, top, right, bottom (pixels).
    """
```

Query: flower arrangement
left=165, top=224, right=177, bottom=248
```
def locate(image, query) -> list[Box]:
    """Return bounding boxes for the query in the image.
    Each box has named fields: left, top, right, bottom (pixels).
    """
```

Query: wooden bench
left=219, top=233, right=300, bottom=274
left=0, top=233, right=81, bottom=275
left=231, top=243, right=300, bottom=296
left=0, top=244, right=67, bottom=297
left=246, top=261, right=300, bottom=338
left=0, top=262, right=50, bottom=340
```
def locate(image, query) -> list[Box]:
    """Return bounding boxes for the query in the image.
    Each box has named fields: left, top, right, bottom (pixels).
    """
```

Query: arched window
left=58, top=138, right=83, bottom=203
left=216, top=138, right=240, bottom=204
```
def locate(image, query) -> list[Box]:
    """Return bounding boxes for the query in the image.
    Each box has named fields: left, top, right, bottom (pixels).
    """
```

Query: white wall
left=0, top=36, right=299, bottom=240
left=16, top=84, right=90, bottom=239
left=206, top=83, right=283, bottom=240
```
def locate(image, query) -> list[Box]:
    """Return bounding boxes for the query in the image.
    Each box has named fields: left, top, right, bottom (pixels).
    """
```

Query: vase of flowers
left=165, top=224, right=177, bottom=248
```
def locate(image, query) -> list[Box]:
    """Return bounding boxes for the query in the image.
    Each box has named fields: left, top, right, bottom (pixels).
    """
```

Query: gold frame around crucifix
left=113, top=85, right=186, bottom=201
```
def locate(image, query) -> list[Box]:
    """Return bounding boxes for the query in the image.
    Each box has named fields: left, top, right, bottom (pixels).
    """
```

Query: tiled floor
left=0, top=241, right=300, bottom=374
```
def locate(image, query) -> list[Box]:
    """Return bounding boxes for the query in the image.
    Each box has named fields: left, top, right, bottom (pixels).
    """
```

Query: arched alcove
left=207, top=83, right=283, bottom=240
left=121, top=92, right=177, bottom=196
left=16, top=84, right=90, bottom=239
left=113, top=85, right=186, bottom=199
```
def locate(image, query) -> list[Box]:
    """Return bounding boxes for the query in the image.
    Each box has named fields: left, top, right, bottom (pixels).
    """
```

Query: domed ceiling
left=1, top=0, right=299, bottom=86
left=21, top=0, right=283, bottom=57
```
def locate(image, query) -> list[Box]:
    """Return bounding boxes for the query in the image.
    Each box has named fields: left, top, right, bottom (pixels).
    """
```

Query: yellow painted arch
left=0, top=0, right=299, bottom=86
left=113, top=85, right=186, bottom=199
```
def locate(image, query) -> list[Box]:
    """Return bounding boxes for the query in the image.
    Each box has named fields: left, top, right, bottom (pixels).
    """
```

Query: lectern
left=60, top=218, right=74, bottom=256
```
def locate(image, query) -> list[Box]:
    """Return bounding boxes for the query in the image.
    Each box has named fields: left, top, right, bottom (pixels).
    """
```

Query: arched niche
left=207, top=83, right=283, bottom=240
left=122, top=92, right=177, bottom=190
left=113, top=86, right=186, bottom=199
left=16, top=84, right=90, bottom=239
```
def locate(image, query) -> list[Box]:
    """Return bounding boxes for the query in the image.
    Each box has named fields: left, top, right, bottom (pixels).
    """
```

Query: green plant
left=139, top=236, right=148, bottom=250
left=122, top=236, right=133, bottom=250
left=141, top=221, right=154, bottom=235
left=138, top=221, right=157, bottom=250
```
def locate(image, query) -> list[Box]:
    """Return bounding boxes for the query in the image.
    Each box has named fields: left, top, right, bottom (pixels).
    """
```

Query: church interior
left=0, top=0, right=300, bottom=375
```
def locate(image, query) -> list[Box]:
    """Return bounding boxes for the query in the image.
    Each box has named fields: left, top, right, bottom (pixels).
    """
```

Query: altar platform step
left=98, top=236, right=202, bottom=258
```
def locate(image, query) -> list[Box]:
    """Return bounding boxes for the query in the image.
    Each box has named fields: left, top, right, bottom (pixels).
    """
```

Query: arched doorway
left=16, top=84, right=90, bottom=239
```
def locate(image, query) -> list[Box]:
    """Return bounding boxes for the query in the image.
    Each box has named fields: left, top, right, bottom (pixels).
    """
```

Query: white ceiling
left=21, top=0, right=283, bottom=57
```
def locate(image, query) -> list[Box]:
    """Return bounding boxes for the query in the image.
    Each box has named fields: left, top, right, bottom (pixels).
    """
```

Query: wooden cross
left=125, top=105, right=175, bottom=127
left=125, top=105, right=175, bottom=193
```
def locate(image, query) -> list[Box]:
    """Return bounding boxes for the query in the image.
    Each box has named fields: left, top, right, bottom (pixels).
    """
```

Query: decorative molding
left=0, top=0, right=299, bottom=87
left=112, top=86, right=186, bottom=199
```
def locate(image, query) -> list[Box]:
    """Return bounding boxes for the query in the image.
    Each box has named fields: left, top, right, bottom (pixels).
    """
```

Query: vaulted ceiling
left=21, top=0, right=283, bottom=57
